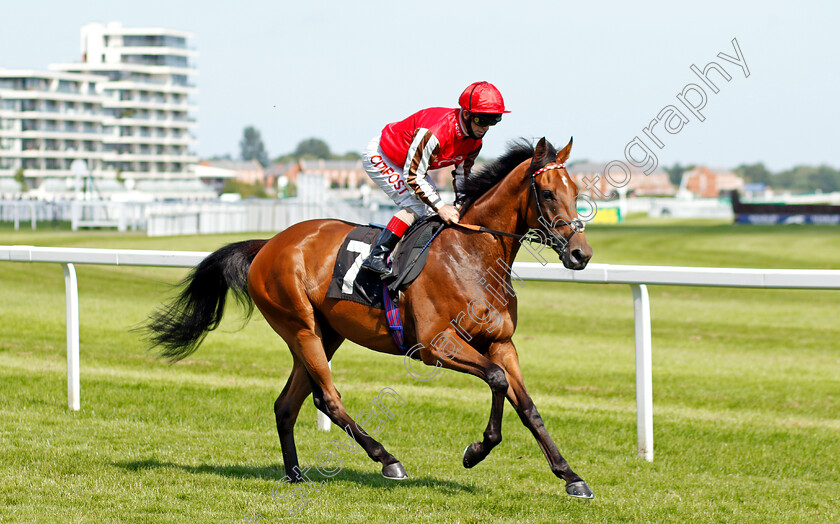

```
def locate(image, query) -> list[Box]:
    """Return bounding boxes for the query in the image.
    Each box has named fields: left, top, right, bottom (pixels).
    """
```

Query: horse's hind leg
left=274, top=360, right=313, bottom=481
left=275, top=329, right=344, bottom=481
left=295, top=333, right=406, bottom=479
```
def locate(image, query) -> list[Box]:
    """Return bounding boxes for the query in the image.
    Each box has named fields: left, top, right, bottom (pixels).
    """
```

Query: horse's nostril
left=571, top=249, right=586, bottom=263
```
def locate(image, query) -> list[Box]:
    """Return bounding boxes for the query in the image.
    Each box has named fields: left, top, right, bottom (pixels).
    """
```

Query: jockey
left=360, top=81, right=509, bottom=276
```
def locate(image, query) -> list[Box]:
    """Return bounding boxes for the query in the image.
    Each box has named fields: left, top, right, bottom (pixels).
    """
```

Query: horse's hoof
left=382, top=462, right=408, bottom=480
left=565, top=480, right=594, bottom=499
left=462, top=443, right=482, bottom=468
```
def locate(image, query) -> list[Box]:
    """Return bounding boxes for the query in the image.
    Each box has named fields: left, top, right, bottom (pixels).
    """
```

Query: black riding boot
left=361, top=229, right=401, bottom=276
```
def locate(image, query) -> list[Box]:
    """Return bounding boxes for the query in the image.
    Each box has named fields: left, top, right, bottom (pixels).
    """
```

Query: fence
left=0, top=200, right=73, bottom=230
left=0, top=199, right=396, bottom=235
left=2, top=245, right=839, bottom=462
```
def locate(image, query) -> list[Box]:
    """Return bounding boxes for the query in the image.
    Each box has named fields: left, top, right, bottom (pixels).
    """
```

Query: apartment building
left=0, top=22, right=198, bottom=191
left=0, top=70, right=107, bottom=185
left=53, top=22, right=198, bottom=181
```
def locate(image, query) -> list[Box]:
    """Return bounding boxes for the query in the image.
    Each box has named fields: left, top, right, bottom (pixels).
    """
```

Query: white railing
left=2, top=245, right=839, bottom=461
left=0, top=199, right=395, bottom=235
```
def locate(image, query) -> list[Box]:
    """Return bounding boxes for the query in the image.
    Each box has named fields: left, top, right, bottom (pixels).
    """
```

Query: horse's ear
left=556, top=136, right=573, bottom=164
left=533, top=137, right=548, bottom=163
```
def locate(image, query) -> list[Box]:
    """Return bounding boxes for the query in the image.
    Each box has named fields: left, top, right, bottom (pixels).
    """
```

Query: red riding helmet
left=458, top=81, right=510, bottom=114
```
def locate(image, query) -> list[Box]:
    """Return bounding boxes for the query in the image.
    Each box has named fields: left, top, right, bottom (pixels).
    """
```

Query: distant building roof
left=199, top=159, right=264, bottom=171
left=265, top=162, right=296, bottom=177
left=299, top=159, right=362, bottom=172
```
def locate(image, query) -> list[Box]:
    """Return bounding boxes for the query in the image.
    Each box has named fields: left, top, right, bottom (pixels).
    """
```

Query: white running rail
left=2, top=246, right=839, bottom=462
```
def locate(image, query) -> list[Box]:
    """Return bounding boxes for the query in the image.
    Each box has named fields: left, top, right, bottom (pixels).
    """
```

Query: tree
left=663, top=162, right=693, bottom=186
left=337, top=151, right=361, bottom=160
left=239, top=126, right=269, bottom=167
left=222, top=179, right=268, bottom=199
left=732, top=163, right=840, bottom=193
left=293, top=138, right=331, bottom=159
left=735, top=163, right=773, bottom=185
left=14, top=167, right=26, bottom=191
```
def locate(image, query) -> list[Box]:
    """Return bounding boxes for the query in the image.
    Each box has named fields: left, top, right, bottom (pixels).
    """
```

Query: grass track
left=1, top=219, right=838, bottom=522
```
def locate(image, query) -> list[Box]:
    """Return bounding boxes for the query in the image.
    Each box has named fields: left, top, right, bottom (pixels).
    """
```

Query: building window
left=57, top=80, right=79, bottom=94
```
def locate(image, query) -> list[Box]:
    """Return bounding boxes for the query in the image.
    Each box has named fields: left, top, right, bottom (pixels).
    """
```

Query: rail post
left=631, top=284, right=653, bottom=461
left=62, top=263, right=81, bottom=411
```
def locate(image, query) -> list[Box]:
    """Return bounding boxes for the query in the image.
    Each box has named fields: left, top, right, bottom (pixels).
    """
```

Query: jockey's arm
left=403, top=129, right=459, bottom=224
left=451, top=145, right=481, bottom=205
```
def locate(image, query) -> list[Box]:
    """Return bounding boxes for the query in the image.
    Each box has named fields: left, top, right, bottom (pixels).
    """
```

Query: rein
left=453, top=163, right=584, bottom=248
left=454, top=222, right=526, bottom=240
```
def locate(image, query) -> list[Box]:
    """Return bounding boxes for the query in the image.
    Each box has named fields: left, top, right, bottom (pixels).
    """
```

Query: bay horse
left=144, top=137, right=595, bottom=498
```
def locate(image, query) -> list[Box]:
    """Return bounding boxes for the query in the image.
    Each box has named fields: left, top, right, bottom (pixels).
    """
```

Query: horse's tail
left=142, top=239, right=268, bottom=362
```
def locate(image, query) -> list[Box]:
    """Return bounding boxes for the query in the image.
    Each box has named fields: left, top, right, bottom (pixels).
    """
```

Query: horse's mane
left=457, top=138, right=556, bottom=212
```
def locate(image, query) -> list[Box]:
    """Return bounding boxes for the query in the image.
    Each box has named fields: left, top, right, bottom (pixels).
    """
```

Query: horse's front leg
left=462, top=379, right=505, bottom=468
left=488, top=340, right=594, bottom=499
left=413, top=329, right=508, bottom=469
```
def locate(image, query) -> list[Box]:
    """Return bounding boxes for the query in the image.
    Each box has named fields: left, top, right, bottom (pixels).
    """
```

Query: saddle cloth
left=325, top=217, right=444, bottom=309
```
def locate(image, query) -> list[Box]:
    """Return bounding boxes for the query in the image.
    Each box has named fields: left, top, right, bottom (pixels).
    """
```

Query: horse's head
left=526, top=137, right=593, bottom=270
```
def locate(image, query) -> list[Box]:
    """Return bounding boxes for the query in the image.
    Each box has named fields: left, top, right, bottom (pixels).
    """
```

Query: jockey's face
left=463, top=111, right=491, bottom=138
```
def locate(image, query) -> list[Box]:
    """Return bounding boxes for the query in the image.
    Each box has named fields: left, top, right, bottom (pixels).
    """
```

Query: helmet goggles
left=471, top=113, right=503, bottom=127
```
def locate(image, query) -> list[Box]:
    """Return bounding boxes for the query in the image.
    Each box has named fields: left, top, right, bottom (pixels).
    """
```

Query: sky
left=2, top=0, right=838, bottom=171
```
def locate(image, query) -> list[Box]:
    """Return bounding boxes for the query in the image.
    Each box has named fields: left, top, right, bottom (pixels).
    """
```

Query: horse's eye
left=541, top=190, right=554, bottom=200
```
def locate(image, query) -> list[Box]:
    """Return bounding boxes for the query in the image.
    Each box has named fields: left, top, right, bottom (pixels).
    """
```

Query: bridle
left=528, top=163, right=585, bottom=250
left=455, top=163, right=584, bottom=252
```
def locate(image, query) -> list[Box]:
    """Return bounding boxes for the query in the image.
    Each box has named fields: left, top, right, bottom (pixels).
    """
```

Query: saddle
left=325, top=217, right=445, bottom=309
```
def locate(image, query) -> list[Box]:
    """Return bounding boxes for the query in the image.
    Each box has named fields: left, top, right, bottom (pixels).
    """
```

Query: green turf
left=1, top=219, right=838, bottom=523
